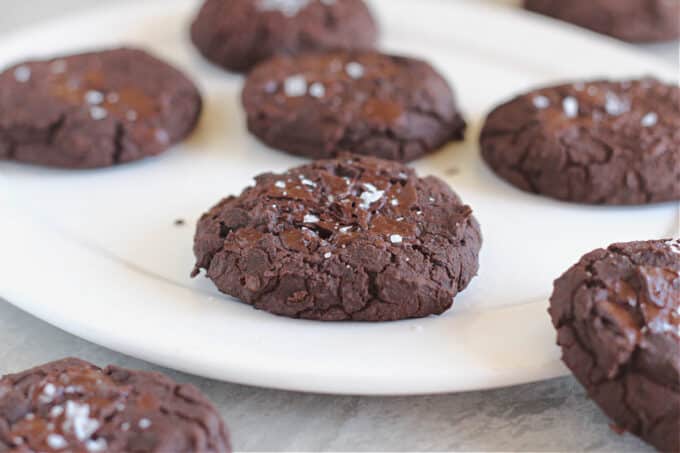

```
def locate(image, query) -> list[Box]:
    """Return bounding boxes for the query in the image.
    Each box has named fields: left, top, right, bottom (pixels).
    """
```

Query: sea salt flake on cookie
left=562, top=96, right=578, bottom=118
left=284, top=74, right=307, bottom=97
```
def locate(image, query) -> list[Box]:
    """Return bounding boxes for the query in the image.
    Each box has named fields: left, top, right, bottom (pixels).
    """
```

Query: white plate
left=1, top=0, right=677, bottom=395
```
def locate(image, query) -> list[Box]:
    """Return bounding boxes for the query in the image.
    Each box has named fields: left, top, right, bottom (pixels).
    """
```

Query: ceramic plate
left=1, top=0, right=677, bottom=395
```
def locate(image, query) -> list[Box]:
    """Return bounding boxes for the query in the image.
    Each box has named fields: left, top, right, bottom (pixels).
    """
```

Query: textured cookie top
left=524, top=0, right=680, bottom=43
left=193, top=154, right=481, bottom=321
left=242, top=51, right=465, bottom=161
left=0, top=47, right=202, bottom=168
left=480, top=78, right=680, bottom=204
left=190, top=0, right=377, bottom=72
left=0, top=358, right=230, bottom=453
left=551, top=239, right=680, bottom=388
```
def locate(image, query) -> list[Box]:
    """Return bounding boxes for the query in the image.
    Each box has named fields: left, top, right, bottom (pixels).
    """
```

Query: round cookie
left=479, top=78, right=680, bottom=205
left=550, top=239, right=679, bottom=452
left=524, top=0, right=680, bottom=43
left=192, top=154, right=482, bottom=321
left=242, top=51, right=466, bottom=162
left=0, top=358, right=231, bottom=452
left=190, top=0, right=377, bottom=73
left=0, top=48, right=202, bottom=169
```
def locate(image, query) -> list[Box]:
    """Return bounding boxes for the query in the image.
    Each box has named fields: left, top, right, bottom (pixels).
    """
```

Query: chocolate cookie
left=550, top=239, right=680, bottom=452
left=0, top=358, right=231, bottom=453
left=524, top=0, right=680, bottom=43
left=190, top=0, right=377, bottom=73
left=242, top=51, right=466, bottom=162
left=192, top=154, right=481, bottom=321
left=0, top=48, right=202, bottom=169
left=480, top=78, right=680, bottom=205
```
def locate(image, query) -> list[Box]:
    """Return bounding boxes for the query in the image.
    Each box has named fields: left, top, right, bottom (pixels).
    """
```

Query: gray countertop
left=1, top=2, right=673, bottom=451
left=0, top=300, right=652, bottom=452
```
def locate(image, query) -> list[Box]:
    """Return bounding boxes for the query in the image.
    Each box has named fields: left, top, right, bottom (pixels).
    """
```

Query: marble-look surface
left=1, top=1, right=673, bottom=451
left=0, top=300, right=652, bottom=452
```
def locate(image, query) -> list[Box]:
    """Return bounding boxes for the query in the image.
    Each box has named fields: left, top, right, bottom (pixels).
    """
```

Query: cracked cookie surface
left=524, top=0, right=680, bottom=43
left=242, top=51, right=466, bottom=162
left=0, top=358, right=230, bottom=453
left=190, top=0, right=378, bottom=73
left=550, top=239, right=680, bottom=452
left=193, top=154, right=482, bottom=321
left=0, top=48, right=202, bottom=169
left=480, top=78, right=680, bottom=205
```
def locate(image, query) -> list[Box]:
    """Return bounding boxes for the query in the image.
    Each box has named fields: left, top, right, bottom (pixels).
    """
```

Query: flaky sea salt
left=13, top=65, right=31, bottom=83
left=345, top=62, right=365, bottom=79
left=138, top=418, right=152, bottom=429
left=50, top=405, right=64, bottom=418
left=257, top=0, right=311, bottom=16
left=300, top=177, right=316, bottom=187
left=604, top=92, right=630, bottom=116
left=39, top=383, right=57, bottom=403
left=359, top=183, right=385, bottom=209
left=640, top=112, right=658, bottom=127
left=46, top=434, right=68, bottom=450
left=85, top=90, right=104, bottom=105
left=309, top=82, right=325, bottom=98
left=89, top=106, right=108, bottom=121
left=562, top=96, right=578, bottom=118
left=532, top=95, right=549, bottom=109
left=284, top=74, right=307, bottom=97
left=64, top=401, right=99, bottom=441
left=667, top=240, right=680, bottom=254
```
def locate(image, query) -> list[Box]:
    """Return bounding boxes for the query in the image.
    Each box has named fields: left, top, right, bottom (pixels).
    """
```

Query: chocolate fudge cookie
left=190, top=0, right=377, bottom=73
left=0, top=48, right=202, bottom=169
left=524, top=0, right=680, bottom=43
left=0, top=358, right=230, bottom=453
left=550, top=239, right=680, bottom=452
left=192, top=154, right=481, bottom=321
left=242, top=51, right=466, bottom=162
left=480, top=78, right=680, bottom=204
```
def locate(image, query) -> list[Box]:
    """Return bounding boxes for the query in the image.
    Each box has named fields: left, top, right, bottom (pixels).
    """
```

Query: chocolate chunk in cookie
left=480, top=78, right=680, bottom=204
left=0, top=48, right=202, bottom=169
left=192, top=154, right=481, bottom=321
left=242, top=51, right=466, bottom=162
left=550, top=239, right=680, bottom=452
left=190, top=0, right=378, bottom=73
left=525, top=0, right=680, bottom=43
left=0, top=358, right=230, bottom=452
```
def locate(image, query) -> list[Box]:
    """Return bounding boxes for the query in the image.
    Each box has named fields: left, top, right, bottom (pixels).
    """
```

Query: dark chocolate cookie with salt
left=525, top=0, right=680, bottom=43
left=0, top=358, right=231, bottom=453
left=480, top=78, right=680, bottom=204
left=0, top=48, right=202, bottom=169
left=190, top=0, right=378, bottom=73
left=550, top=239, right=680, bottom=452
left=192, top=154, right=481, bottom=321
left=242, top=51, right=466, bottom=162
